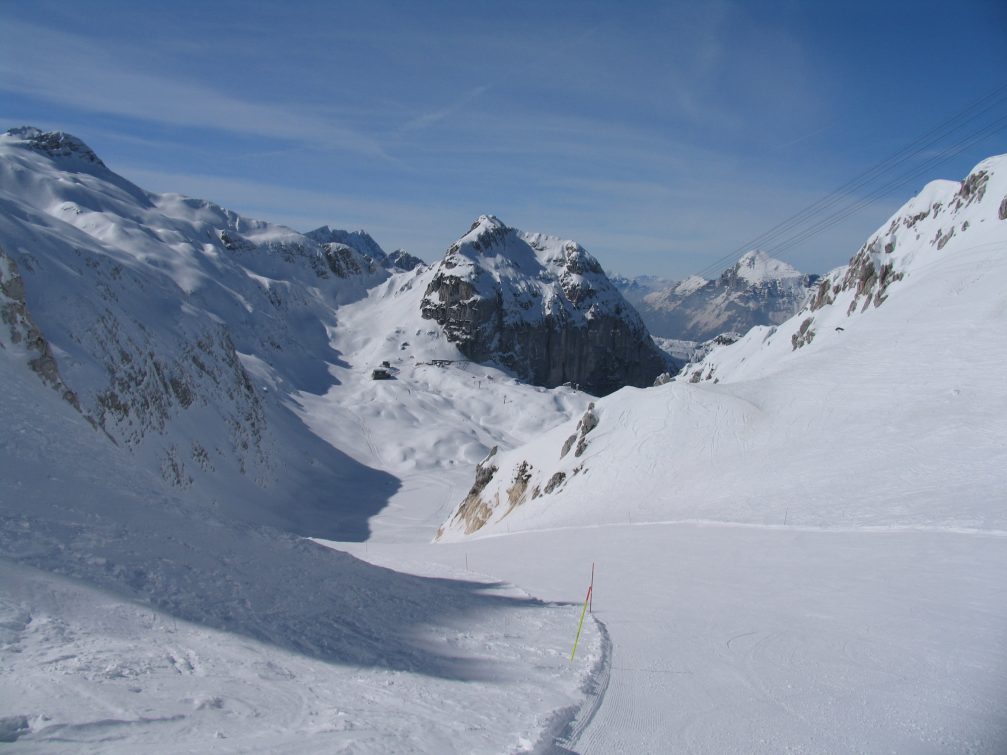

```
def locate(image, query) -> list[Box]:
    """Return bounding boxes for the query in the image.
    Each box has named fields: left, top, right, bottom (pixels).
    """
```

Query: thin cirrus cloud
left=0, top=19, right=386, bottom=159
left=399, top=85, right=492, bottom=134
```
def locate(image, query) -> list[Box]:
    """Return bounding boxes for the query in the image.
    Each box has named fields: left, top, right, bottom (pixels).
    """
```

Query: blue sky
left=2, top=0, right=1005, bottom=278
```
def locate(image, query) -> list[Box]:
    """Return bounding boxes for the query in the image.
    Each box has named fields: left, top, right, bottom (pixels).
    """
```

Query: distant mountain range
left=612, top=250, right=820, bottom=342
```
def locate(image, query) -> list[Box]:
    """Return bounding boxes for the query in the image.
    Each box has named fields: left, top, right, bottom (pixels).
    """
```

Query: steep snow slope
left=439, top=155, right=1007, bottom=537
left=622, top=250, right=818, bottom=341
left=420, top=215, right=670, bottom=395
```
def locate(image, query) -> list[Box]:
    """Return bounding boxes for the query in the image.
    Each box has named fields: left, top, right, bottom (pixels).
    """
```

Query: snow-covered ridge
left=3, top=126, right=107, bottom=168
left=420, top=214, right=670, bottom=395
left=438, top=155, right=1007, bottom=540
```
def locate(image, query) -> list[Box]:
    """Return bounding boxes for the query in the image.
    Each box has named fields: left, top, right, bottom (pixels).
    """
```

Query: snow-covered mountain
left=438, top=155, right=1007, bottom=539
left=0, top=126, right=411, bottom=538
left=0, top=127, right=607, bottom=749
left=615, top=250, right=819, bottom=342
left=420, top=215, right=671, bottom=395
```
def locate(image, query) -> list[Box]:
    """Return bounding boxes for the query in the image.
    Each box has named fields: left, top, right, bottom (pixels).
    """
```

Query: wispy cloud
left=0, top=19, right=387, bottom=158
left=399, top=85, right=491, bottom=133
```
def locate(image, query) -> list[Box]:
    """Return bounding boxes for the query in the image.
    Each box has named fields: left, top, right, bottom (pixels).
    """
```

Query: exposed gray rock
left=439, top=446, right=500, bottom=537
left=420, top=216, right=670, bottom=395
left=0, top=247, right=83, bottom=414
left=386, top=249, right=424, bottom=271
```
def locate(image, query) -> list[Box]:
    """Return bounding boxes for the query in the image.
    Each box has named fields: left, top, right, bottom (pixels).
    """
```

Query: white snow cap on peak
left=454, top=214, right=511, bottom=250
left=3, top=126, right=105, bottom=167
left=730, top=250, right=802, bottom=284
left=674, top=275, right=709, bottom=296
left=469, top=214, right=506, bottom=233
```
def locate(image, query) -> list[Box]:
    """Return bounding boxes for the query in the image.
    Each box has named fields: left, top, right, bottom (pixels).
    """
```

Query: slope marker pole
left=570, top=584, right=592, bottom=662
left=590, top=562, right=595, bottom=614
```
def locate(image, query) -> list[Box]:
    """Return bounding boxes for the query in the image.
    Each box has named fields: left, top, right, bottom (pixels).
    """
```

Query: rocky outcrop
left=0, top=247, right=83, bottom=413
left=305, top=226, right=424, bottom=272
left=8, top=126, right=106, bottom=168
left=438, top=446, right=501, bottom=536
left=420, top=216, right=670, bottom=395
left=386, top=249, right=424, bottom=271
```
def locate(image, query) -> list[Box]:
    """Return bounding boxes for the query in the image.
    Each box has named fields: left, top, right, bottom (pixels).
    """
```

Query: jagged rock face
left=305, top=226, right=388, bottom=262
left=806, top=168, right=996, bottom=324
left=305, top=226, right=424, bottom=272
left=420, top=216, right=669, bottom=395
left=618, top=251, right=818, bottom=342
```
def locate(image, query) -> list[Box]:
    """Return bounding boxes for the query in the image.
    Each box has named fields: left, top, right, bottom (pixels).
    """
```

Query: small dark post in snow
left=590, top=562, right=595, bottom=613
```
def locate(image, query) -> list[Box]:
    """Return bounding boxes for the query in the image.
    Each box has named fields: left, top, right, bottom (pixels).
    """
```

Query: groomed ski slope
left=332, top=522, right=1007, bottom=753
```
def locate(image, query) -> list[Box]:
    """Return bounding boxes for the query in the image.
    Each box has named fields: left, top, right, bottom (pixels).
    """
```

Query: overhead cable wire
left=691, top=82, right=1007, bottom=279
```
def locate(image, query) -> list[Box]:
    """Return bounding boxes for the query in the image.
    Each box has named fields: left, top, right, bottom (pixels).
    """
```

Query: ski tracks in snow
left=552, top=616, right=612, bottom=753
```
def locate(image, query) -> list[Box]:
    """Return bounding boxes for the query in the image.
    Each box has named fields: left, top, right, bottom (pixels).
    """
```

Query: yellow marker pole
left=570, top=585, right=593, bottom=662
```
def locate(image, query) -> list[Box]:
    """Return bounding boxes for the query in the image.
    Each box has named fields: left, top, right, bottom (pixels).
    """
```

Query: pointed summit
left=724, top=250, right=803, bottom=286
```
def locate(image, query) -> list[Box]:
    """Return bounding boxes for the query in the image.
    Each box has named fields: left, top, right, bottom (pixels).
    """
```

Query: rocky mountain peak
left=421, top=217, right=671, bottom=395
left=3, top=126, right=106, bottom=169
left=305, top=226, right=388, bottom=262
left=452, top=214, right=510, bottom=256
